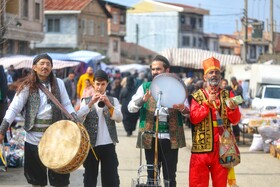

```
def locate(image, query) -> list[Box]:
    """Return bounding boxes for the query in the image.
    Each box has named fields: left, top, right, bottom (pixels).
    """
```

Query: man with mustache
left=0, top=54, right=77, bottom=187
left=128, top=55, right=187, bottom=187
left=188, top=57, right=241, bottom=187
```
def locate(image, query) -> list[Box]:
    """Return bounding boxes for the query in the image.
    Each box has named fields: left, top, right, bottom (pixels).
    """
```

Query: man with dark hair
left=77, top=69, right=123, bottom=187
left=230, top=77, right=243, bottom=97
left=0, top=54, right=76, bottom=187
left=63, top=70, right=77, bottom=106
left=230, top=76, right=243, bottom=143
left=128, top=55, right=187, bottom=187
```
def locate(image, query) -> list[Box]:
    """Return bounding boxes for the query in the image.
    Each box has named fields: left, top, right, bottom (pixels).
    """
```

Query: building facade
left=0, top=0, right=44, bottom=56
left=35, top=0, right=111, bottom=55
left=103, top=1, right=128, bottom=64
left=125, top=0, right=209, bottom=53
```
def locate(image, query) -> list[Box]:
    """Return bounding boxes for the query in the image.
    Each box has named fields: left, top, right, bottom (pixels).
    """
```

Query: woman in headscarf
left=119, top=76, right=140, bottom=136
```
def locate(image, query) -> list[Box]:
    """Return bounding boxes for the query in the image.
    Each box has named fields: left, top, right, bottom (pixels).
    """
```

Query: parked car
left=251, top=85, right=280, bottom=113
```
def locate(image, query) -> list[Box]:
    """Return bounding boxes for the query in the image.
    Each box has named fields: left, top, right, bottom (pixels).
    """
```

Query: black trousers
left=232, top=125, right=240, bottom=138
left=83, top=143, right=120, bottom=187
left=145, top=138, right=178, bottom=187
left=24, top=142, right=70, bottom=186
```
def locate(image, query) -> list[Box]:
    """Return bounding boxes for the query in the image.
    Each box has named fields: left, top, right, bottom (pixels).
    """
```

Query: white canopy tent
left=109, top=64, right=150, bottom=73
left=0, top=55, right=80, bottom=69
left=161, top=48, right=244, bottom=69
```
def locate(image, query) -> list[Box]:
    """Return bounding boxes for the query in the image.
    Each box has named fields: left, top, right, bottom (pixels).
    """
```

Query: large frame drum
left=150, top=73, right=187, bottom=108
left=38, top=120, right=90, bottom=174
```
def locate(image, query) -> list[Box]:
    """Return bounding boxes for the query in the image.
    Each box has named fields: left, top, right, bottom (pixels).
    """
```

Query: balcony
left=3, top=13, right=44, bottom=42
left=108, top=25, right=126, bottom=37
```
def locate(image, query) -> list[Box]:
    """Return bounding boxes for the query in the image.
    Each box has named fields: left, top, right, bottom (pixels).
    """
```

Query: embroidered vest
left=83, top=96, right=118, bottom=147
left=190, top=89, right=230, bottom=153
left=24, top=80, right=63, bottom=132
left=137, top=82, right=186, bottom=149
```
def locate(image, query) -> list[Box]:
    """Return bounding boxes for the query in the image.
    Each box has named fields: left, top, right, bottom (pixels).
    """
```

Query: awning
left=109, top=64, right=150, bottom=73
left=0, top=55, right=80, bottom=70
left=161, top=48, right=244, bottom=69
left=47, top=50, right=105, bottom=64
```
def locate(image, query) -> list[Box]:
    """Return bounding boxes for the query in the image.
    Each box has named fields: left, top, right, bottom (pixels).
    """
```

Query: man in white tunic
left=77, top=69, right=123, bottom=187
left=0, top=54, right=76, bottom=187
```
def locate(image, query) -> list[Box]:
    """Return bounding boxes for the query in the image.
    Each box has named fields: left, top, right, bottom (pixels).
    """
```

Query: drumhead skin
left=38, top=120, right=81, bottom=170
left=150, top=73, right=187, bottom=108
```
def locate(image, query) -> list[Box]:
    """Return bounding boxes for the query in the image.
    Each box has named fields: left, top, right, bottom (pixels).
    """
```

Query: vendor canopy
left=47, top=50, right=105, bottom=64
left=0, top=55, right=80, bottom=70
left=161, top=48, right=244, bottom=69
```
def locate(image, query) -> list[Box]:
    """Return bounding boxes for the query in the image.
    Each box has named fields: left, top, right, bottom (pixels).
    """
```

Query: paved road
left=1, top=123, right=280, bottom=187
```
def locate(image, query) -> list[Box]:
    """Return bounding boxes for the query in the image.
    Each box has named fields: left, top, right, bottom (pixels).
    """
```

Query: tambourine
left=150, top=73, right=187, bottom=108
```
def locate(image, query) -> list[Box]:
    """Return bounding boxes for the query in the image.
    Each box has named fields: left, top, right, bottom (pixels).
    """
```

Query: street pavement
left=1, top=122, right=280, bottom=187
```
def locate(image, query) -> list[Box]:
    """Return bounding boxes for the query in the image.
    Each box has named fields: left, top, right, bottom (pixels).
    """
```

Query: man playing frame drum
left=77, top=70, right=123, bottom=187
left=128, top=55, right=188, bottom=187
left=0, top=54, right=77, bottom=187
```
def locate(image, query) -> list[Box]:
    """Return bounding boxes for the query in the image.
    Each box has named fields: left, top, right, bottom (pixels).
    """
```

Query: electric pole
left=269, top=0, right=274, bottom=54
left=135, top=24, right=139, bottom=63
left=243, top=0, right=248, bottom=63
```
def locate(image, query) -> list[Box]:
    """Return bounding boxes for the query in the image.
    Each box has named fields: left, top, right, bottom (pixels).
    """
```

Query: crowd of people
left=0, top=53, right=244, bottom=187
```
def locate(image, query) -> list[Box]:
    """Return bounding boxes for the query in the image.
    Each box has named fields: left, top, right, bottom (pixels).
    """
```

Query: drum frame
left=39, top=121, right=90, bottom=174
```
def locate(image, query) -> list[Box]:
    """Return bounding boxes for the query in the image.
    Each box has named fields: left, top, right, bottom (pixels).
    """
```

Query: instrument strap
left=38, top=83, right=75, bottom=121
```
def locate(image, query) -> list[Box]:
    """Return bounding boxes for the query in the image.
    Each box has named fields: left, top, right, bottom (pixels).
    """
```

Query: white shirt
left=128, top=83, right=189, bottom=139
left=4, top=78, right=75, bottom=145
left=77, top=96, right=123, bottom=147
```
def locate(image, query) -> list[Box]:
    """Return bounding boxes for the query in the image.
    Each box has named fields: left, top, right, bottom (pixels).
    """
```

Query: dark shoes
left=127, top=131, right=132, bottom=137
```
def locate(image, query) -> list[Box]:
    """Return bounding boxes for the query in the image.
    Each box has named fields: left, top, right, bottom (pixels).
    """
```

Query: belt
left=34, top=118, right=52, bottom=124
left=213, top=121, right=218, bottom=127
left=30, top=126, right=49, bottom=132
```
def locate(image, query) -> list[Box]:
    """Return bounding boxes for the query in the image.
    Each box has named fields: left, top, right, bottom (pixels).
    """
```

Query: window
left=113, top=40, right=118, bottom=52
left=198, top=38, right=203, bottom=48
left=100, top=22, right=105, bottom=36
left=47, top=18, right=60, bottom=32
left=19, top=41, right=26, bottom=54
left=34, top=2, right=40, bottom=20
left=120, top=12, right=126, bottom=24
left=88, top=20, right=94, bottom=35
left=22, top=0, right=29, bottom=18
left=180, top=15, right=185, bottom=24
left=264, top=87, right=280, bottom=99
left=193, top=37, right=196, bottom=47
left=249, top=45, right=256, bottom=59
left=81, top=19, right=87, bottom=35
left=198, top=18, right=203, bottom=28
left=113, top=13, right=118, bottom=24
left=182, top=36, right=190, bottom=46
left=213, top=41, right=218, bottom=51
left=190, top=17, right=196, bottom=29
left=7, top=40, right=14, bottom=54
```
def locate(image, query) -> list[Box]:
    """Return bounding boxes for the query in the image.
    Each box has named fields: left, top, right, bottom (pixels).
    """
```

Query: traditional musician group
left=0, top=53, right=241, bottom=187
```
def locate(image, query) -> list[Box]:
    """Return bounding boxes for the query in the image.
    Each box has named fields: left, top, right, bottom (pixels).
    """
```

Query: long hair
left=12, top=70, right=57, bottom=95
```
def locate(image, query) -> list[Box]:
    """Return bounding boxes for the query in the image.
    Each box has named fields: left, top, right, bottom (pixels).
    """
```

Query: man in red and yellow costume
left=188, top=57, right=241, bottom=187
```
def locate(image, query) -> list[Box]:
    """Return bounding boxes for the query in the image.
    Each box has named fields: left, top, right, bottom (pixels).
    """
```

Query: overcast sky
left=106, top=0, right=280, bottom=34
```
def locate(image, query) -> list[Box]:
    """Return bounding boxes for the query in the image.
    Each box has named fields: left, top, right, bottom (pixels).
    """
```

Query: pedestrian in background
left=230, top=76, right=243, bottom=143
left=76, top=66, right=94, bottom=99
left=119, top=76, right=139, bottom=136
left=81, top=79, right=95, bottom=99
left=64, top=70, right=77, bottom=106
